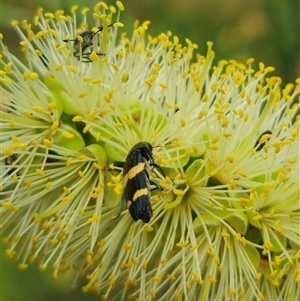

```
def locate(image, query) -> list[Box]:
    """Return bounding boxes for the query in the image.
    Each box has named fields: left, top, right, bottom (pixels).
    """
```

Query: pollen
left=6, top=249, right=16, bottom=259
left=124, top=278, right=137, bottom=287
left=228, top=289, right=237, bottom=298
left=208, top=275, right=217, bottom=283
left=86, top=214, right=100, bottom=224
left=62, top=131, right=74, bottom=139
left=258, top=292, right=266, bottom=301
left=93, top=163, right=102, bottom=170
left=10, top=136, right=20, bottom=143
left=116, top=1, right=125, bottom=11
left=45, top=182, right=51, bottom=191
left=36, top=169, right=44, bottom=176
left=18, top=263, right=29, bottom=270
left=121, top=243, right=132, bottom=251
left=151, top=275, right=163, bottom=282
left=72, top=115, right=83, bottom=122
left=119, top=72, right=129, bottom=84
left=111, top=64, right=119, bottom=72
left=68, top=65, right=77, bottom=73
left=209, top=145, right=218, bottom=150
left=221, top=232, right=230, bottom=238
left=226, top=155, right=234, bottom=163
left=238, top=171, right=248, bottom=177
left=176, top=240, right=189, bottom=248
left=50, top=120, right=59, bottom=131
left=159, top=83, right=168, bottom=89
left=253, top=214, right=263, bottom=221
left=173, top=189, right=184, bottom=196
left=9, top=119, right=16, bottom=129
left=2, top=202, right=14, bottom=209
left=47, top=102, right=57, bottom=111
left=95, top=132, right=101, bottom=141
left=61, top=196, right=71, bottom=202
left=43, top=139, right=53, bottom=148
left=55, top=63, right=63, bottom=71
left=89, top=52, right=99, bottom=61
left=88, top=79, right=102, bottom=86
left=78, top=92, right=87, bottom=98
left=288, top=158, right=297, bottom=164
left=83, top=124, right=92, bottom=133
left=64, top=157, right=72, bottom=167
left=22, top=110, right=31, bottom=116
left=166, top=274, right=175, bottom=281
left=189, top=244, right=199, bottom=252
left=63, top=186, right=71, bottom=194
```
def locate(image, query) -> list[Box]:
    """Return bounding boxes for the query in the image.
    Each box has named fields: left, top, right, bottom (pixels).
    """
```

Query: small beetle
left=64, top=24, right=113, bottom=62
left=116, top=142, right=166, bottom=223
left=4, top=154, right=18, bottom=175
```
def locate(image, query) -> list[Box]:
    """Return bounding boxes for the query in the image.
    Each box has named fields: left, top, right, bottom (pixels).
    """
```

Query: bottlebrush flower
left=1, top=2, right=299, bottom=301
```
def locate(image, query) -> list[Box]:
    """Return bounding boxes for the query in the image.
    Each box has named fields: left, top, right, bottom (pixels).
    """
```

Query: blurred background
left=1, top=0, right=299, bottom=300
left=1, top=0, right=299, bottom=84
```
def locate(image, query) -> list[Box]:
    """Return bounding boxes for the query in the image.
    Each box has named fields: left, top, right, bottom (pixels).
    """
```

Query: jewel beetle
left=116, top=142, right=166, bottom=223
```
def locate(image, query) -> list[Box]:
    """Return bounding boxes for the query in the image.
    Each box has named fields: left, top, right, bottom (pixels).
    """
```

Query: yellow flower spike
left=0, top=4, right=298, bottom=301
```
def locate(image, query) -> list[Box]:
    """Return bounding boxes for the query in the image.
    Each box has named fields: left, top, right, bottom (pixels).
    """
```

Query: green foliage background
left=0, top=0, right=299, bottom=300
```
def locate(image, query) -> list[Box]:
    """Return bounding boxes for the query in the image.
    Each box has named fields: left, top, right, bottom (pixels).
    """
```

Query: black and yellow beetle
left=116, top=142, right=166, bottom=223
left=63, top=24, right=113, bottom=62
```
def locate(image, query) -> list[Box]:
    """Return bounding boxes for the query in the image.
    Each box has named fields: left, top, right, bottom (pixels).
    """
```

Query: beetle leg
left=111, top=195, right=126, bottom=220
left=150, top=180, right=163, bottom=191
